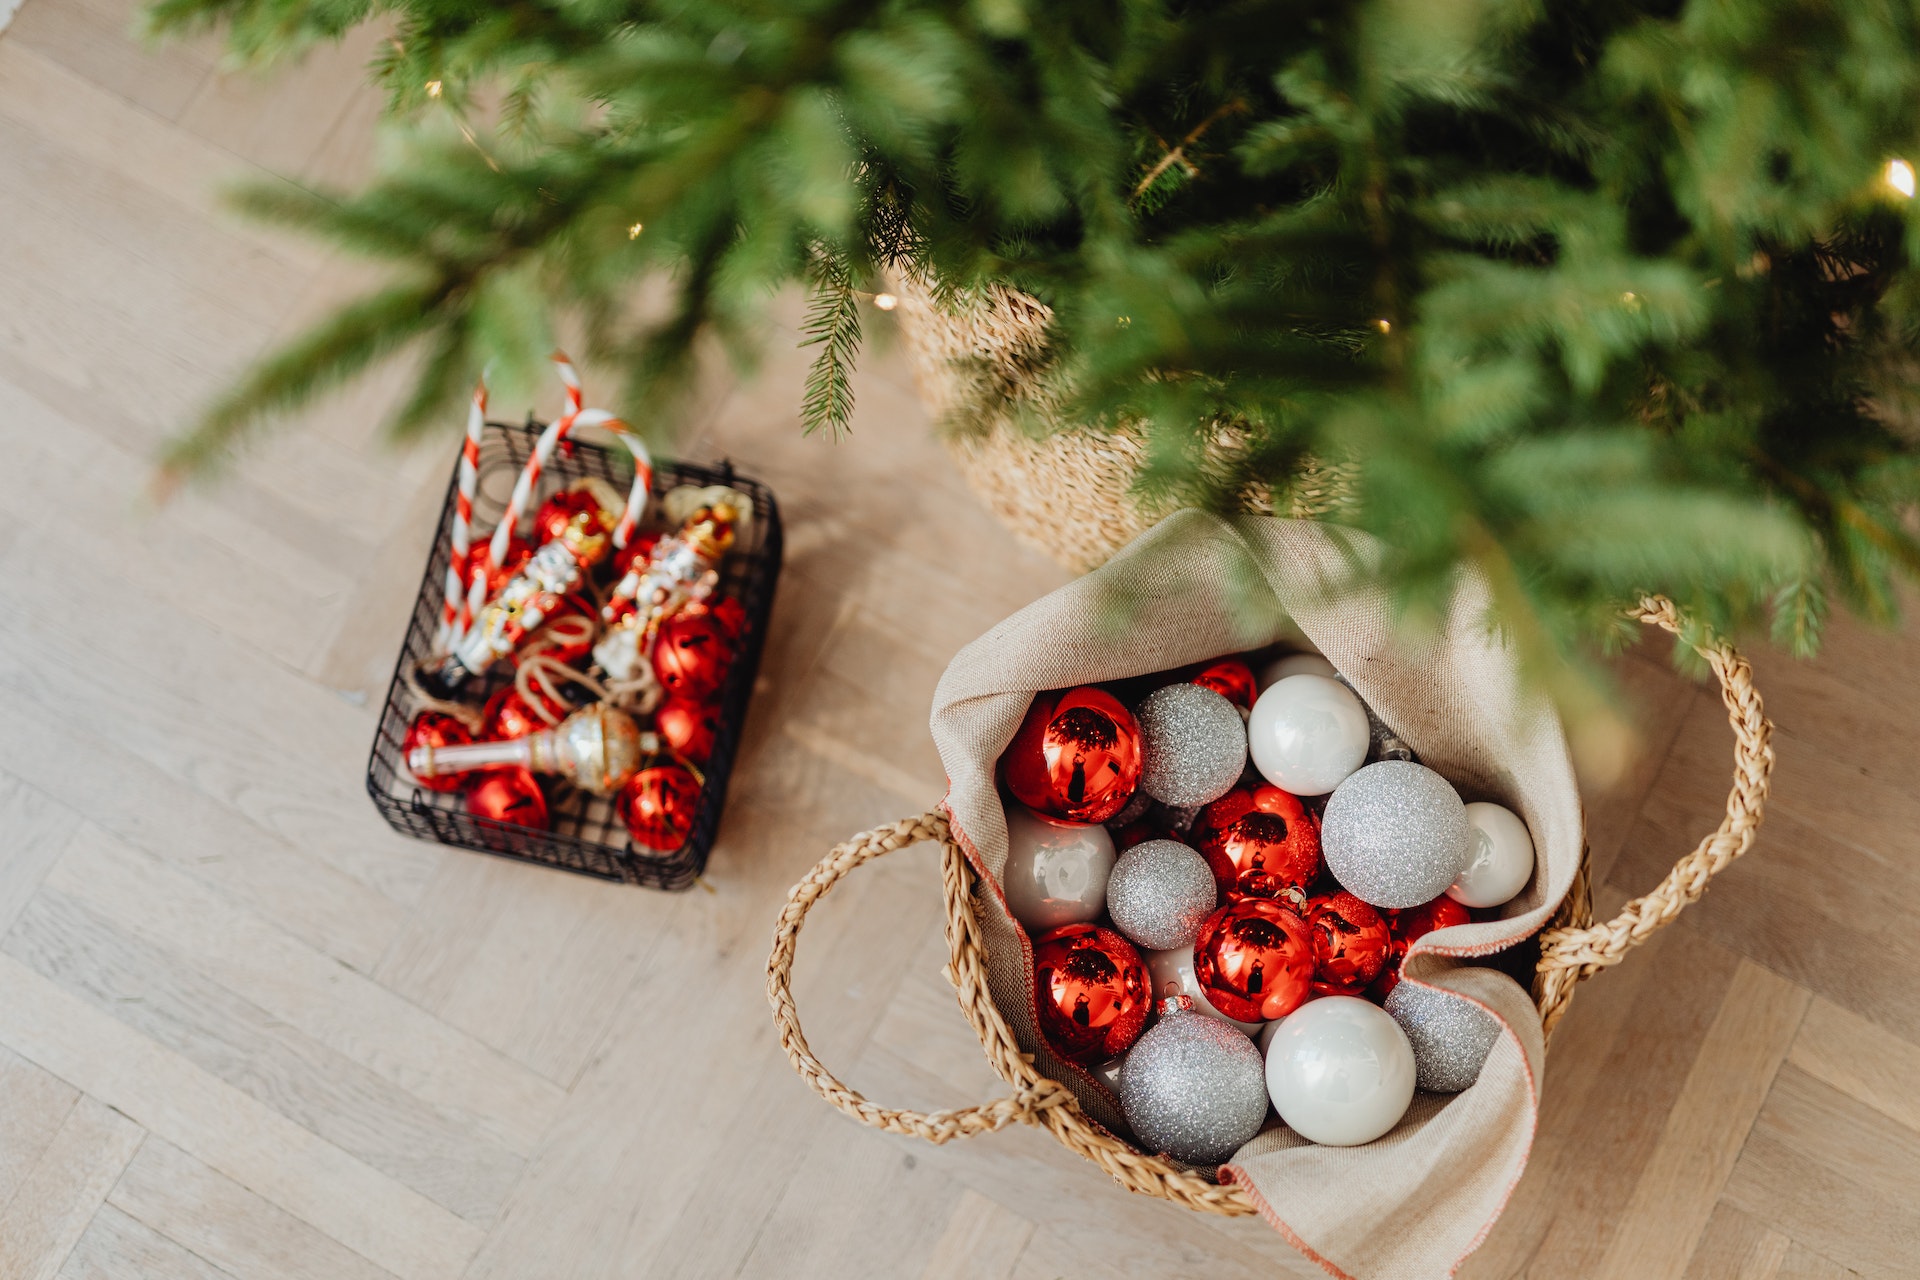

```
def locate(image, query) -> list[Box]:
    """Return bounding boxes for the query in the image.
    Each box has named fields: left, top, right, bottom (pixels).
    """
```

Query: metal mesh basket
left=365, top=419, right=784, bottom=890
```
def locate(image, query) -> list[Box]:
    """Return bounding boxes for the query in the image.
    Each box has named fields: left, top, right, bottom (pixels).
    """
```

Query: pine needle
left=799, top=252, right=863, bottom=438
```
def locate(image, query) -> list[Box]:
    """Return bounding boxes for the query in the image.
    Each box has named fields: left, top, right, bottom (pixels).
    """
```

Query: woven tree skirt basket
left=767, top=513, right=1771, bottom=1279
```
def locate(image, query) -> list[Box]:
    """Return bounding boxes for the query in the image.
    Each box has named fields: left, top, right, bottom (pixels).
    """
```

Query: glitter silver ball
left=1138, top=683, right=1247, bottom=808
left=1106, top=839, right=1219, bottom=951
left=1120, top=1001, right=1268, bottom=1165
left=1321, top=761, right=1471, bottom=909
left=1385, top=979, right=1502, bottom=1093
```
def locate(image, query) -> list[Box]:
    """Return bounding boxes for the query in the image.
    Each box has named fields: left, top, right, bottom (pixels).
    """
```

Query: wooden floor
left=1, top=4, right=1917, bottom=1276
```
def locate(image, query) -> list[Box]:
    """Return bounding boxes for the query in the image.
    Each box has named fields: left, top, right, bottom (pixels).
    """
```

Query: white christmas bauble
left=1446, top=802, right=1535, bottom=909
left=1002, top=803, right=1115, bottom=931
left=1321, top=761, right=1471, bottom=909
left=1137, top=683, right=1247, bottom=807
left=1257, top=652, right=1338, bottom=690
left=1264, top=996, right=1416, bottom=1146
left=1145, top=945, right=1262, bottom=1036
left=1246, top=675, right=1370, bottom=796
left=1091, top=1055, right=1127, bottom=1094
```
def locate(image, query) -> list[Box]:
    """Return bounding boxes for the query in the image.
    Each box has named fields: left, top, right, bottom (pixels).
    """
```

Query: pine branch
left=799, top=252, right=863, bottom=438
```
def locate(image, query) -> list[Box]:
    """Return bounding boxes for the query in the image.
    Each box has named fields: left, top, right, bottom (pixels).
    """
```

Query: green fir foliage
left=151, top=0, right=1920, bottom=717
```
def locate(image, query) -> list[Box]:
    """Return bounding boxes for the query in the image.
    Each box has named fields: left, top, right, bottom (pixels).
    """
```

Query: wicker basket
left=888, top=274, right=1353, bottom=572
left=767, top=594, right=1770, bottom=1217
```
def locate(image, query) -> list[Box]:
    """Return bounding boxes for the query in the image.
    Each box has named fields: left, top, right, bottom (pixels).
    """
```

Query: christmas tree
left=151, top=0, right=1920, bottom=723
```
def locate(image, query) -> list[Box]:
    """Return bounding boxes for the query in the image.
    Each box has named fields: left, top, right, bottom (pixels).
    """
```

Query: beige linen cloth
left=930, top=511, right=1580, bottom=1280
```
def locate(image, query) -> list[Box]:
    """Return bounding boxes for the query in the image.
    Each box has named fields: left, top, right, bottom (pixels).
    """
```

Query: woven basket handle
left=765, top=811, right=1074, bottom=1143
left=1533, top=594, right=1773, bottom=1032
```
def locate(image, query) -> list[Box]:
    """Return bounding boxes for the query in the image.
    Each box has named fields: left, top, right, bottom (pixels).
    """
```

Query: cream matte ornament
left=1145, top=945, right=1263, bottom=1036
left=1136, top=683, right=1247, bottom=807
left=1120, top=997, right=1270, bottom=1165
left=1264, top=996, right=1416, bottom=1146
left=1002, top=803, right=1117, bottom=931
left=1246, top=675, right=1370, bottom=796
left=1447, top=802, right=1536, bottom=909
left=1321, top=761, right=1472, bottom=909
left=1106, top=839, right=1218, bottom=951
left=1257, top=651, right=1338, bottom=689
left=1384, top=978, right=1505, bottom=1093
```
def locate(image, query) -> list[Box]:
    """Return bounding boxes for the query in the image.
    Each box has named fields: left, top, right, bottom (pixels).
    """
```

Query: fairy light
left=872, top=292, right=899, bottom=311
left=427, top=79, right=443, bottom=98
left=1374, top=318, right=1391, bottom=333
left=628, top=222, right=645, bottom=239
left=1887, top=158, right=1915, bottom=198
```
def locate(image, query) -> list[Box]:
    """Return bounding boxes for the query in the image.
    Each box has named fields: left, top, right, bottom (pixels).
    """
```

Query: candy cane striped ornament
left=437, top=378, right=488, bottom=652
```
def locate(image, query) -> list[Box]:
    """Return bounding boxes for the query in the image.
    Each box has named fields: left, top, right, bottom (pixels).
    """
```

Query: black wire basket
left=366, top=419, right=783, bottom=890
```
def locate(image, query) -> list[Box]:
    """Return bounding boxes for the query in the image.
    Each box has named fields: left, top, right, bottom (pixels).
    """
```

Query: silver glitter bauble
left=1106, top=839, right=1219, bottom=950
left=1120, top=998, right=1268, bottom=1165
left=1138, top=683, right=1247, bottom=808
left=1321, top=761, right=1471, bottom=909
left=1108, top=787, right=1157, bottom=830
left=1385, top=979, right=1502, bottom=1093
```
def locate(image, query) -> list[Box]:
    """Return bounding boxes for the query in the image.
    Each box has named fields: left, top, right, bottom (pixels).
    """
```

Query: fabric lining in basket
left=930, top=510, right=1579, bottom=1279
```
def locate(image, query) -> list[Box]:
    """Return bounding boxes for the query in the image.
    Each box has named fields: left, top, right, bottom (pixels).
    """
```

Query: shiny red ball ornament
left=1191, top=658, right=1258, bottom=711
left=652, top=610, right=736, bottom=700
left=1000, top=687, right=1143, bottom=825
left=1191, top=785, right=1322, bottom=901
left=684, top=595, right=749, bottom=641
left=482, top=685, right=569, bottom=741
left=471, top=532, right=532, bottom=596
left=655, top=696, right=723, bottom=765
left=618, top=763, right=702, bottom=850
left=532, top=487, right=616, bottom=550
left=1368, top=895, right=1473, bottom=1000
left=1306, top=891, right=1391, bottom=996
left=1031, top=923, right=1151, bottom=1064
left=404, top=713, right=472, bottom=793
left=464, top=767, right=550, bottom=829
left=1111, top=811, right=1174, bottom=852
left=612, top=530, right=661, bottom=576
left=1192, top=897, right=1315, bottom=1023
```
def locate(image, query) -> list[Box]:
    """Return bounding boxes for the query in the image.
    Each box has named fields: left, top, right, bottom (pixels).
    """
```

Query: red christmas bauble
left=1000, top=687, right=1143, bottom=825
left=613, top=530, right=662, bottom=576
left=404, top=713, right=472, bottom=793
left=465, top=767, right=550, bottom=829
left=482, top=685, right=569, bottom=741
left=652, top=610, right=735, bottom=700
left=1368, top=895, right=1472, bottom=1000
left=1306, top=890, right=1390, bottom=996
left=618, top=763, right=702, bottom=850
left=517, top=592, right=597, bottom=666
left=1191, top=658, right=1258, bottom=711
left=1031, top=923, right=1151, bottom=1064
left=1111, top=811, right=1174, bottom=852
left=470, top=532, right=532, bottom=596
left=1192, top=897, right=1315, bottom=1023
left=684, top=595, right=749, bottom=641
left=1191, top=785, right=1321, bottom=900
left=532, top=487, right=616, bottom=559
left=655, top=696, right=723, bottom=765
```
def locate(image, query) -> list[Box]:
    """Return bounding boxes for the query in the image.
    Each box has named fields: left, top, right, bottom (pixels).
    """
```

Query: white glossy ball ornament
left=1002, top=803, right=1116, bottom=931
left=1145, top=944, right=1263, bottom=1036
left=1322, top=761, right=1471, bottom=909
left=1257, top=651, right=1338, bottom=690
left=1264, top=996, right=1416, bottom=1146
left=1246, top=675, right=1370, bottom=796
left=1447, top=802, right=1536, bottom=909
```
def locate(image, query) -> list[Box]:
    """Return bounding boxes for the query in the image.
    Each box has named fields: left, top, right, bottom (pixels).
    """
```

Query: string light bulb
left=1887, top=158, right=1915, bottom=199
left=872, top=292, right=899, bottom=311
left=426, top=79, right=443, bottom=98
left=1374, top=318, right=1392, bottom=333
left=628, top=223, right=645, bottom=240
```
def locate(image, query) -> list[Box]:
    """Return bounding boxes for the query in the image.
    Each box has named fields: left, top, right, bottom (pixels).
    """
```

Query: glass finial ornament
left=1246, top=675, right=1370, bottom=796
left=1120, top=996, right=1269, bottom=1166
left=1321, top=761, right=1471, bottom=909
left=406, top=704, right=648, bottom=797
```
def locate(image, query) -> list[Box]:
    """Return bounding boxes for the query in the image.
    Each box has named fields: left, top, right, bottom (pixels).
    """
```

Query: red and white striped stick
left=487, top=352, right=589, bottom=569
left=569, top=409, right=655, bottom=549
left=438, top=377, right=488, bottom=651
